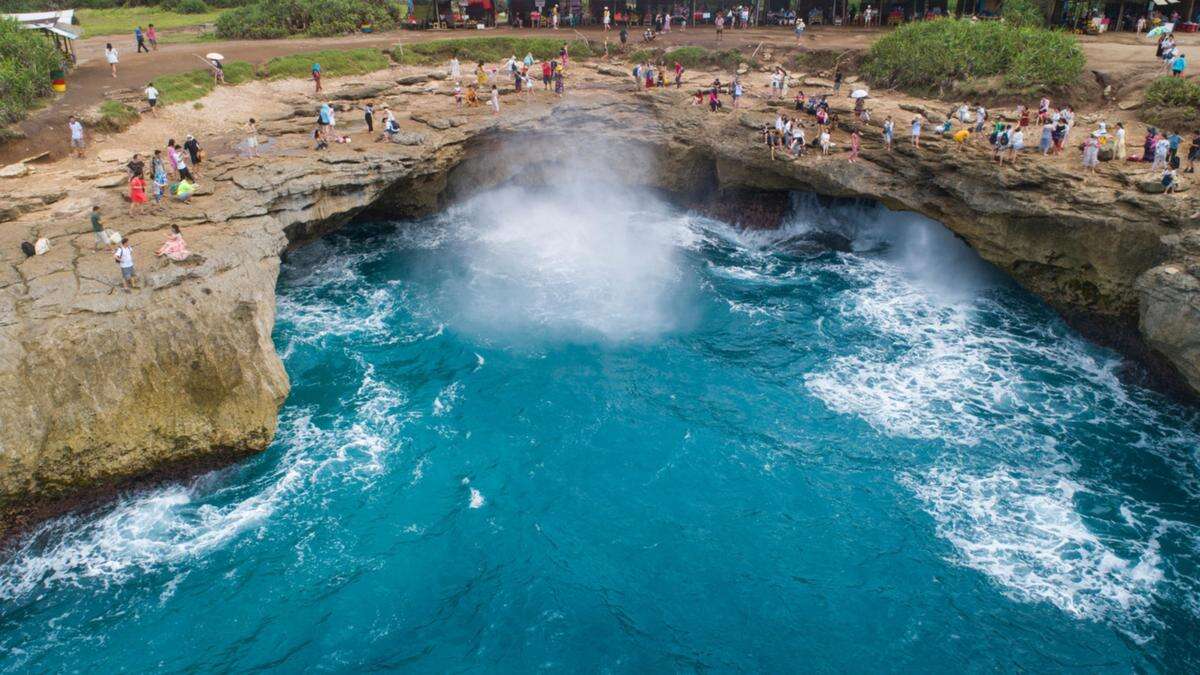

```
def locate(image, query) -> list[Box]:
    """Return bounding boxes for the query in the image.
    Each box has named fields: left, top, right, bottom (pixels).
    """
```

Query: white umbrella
left=205, top=52, right=225, bottom=61
left=850, top=88, right=869, bottom=99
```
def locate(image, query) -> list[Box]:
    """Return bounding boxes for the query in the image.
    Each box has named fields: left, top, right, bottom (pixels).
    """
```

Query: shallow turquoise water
left=2, top=186, right=1200, bottom=672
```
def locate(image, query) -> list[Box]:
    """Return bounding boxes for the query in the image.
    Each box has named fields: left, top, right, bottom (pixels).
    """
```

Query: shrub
left=861, top=19, right=1082, bottom=96
left=163, top=0, right=212, bottom=14
left=1001, top=0, right=1045, bottom=27
left=0, top=17, right=63, bottom=125
left=216, top=0, right=404, bottom=39
left=261, top=48, right=389, bottom=80
left=1141, top=77, right=1200, bottom=131
left=392, top=37, right=592, bottom=65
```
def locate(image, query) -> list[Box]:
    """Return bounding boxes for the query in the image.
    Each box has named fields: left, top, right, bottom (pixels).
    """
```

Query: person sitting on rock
left=156, top=224, right=190, bottom=261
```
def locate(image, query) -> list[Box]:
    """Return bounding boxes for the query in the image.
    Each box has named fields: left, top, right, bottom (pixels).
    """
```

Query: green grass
left=262, top=48, right=390, bottom=80
left=158, top=30, right=221, bottom=45
left=393, top=37, right=592, bottom=66
left=77, top=7, right=224, bottom=37
left=150, top=61, right=253, bottom=105
left=96, top=100, right=138, bottom=132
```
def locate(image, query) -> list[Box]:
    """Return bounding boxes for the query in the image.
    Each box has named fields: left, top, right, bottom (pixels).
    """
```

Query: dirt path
left=3, top=23, right=1196, bottom=165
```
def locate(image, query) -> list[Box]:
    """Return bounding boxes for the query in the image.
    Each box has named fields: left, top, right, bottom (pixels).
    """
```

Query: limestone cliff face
left=1, top=79, right=1197, bottom=533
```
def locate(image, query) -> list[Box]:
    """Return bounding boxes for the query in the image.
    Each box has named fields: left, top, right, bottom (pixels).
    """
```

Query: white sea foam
left=468, top=487, right=485, bottom=509
left=0, top=465, right=302, bottom=603
left=791, top=201, right=1200, bottom=633
left=902, top=467, right=1164, bottom=629
left=0, top=355, right=416, bottom=603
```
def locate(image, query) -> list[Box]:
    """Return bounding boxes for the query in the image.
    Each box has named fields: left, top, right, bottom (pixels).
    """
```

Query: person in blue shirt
left=312, top=62, right=322, bottom=94
left=135, top=26, right=148, bottom=53
left=1172, top=52, right=1187, bottom=77
left=1168, top=131, right=1183, bottom=164
left=317, top=102, right=333, bottom=149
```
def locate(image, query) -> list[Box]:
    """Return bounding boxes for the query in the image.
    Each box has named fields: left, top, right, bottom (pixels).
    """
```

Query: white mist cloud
left=436, top=184, right=693, bottom=344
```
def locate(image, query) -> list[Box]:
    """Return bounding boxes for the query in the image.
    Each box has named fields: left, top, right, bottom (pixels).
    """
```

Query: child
left=490, top=85, right=500, bottom=114
left=454, top=82, right=463, bottom=107
left=466, top=86, right=480, bottom=107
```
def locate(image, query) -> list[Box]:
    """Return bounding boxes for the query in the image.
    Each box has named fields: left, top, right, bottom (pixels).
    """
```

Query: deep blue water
left=2, top=185, right=1200, bottom=672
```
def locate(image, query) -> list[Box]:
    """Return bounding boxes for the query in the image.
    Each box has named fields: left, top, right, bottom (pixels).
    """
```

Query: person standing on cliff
left=68, top=116, right=86, bottom=158
left=883, top=116, right=894, bottom=152
left=848, top=129, right=861, bottom=163
left=90, top=206, right=109, bottom=252
left=312, top=62, right=322, bottom=95
left=245, top=119, right=260, bottom=158
left=1115, top=122, right=1128, bottom=162
left=318, top=102, right=333, bottom=146
left=910, top=117, right=922, bottom=149
left=114, top=237, right=137, bottom=292
left=183, top=135, right=203, bottom=178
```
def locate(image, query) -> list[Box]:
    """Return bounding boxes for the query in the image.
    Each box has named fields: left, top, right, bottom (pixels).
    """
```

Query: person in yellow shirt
left=953, top=127, right=971, bottom=148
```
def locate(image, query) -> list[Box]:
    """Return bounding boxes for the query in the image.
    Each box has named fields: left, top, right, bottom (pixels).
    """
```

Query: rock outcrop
left=2, top=79, right=1198, bottom=536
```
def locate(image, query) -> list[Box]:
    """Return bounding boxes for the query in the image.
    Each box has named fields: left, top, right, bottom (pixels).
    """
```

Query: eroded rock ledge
left=2, top=81, right=1198, bottom=535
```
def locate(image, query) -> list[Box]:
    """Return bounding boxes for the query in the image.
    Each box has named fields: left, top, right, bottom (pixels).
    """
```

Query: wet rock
left=396, top=74, right=430, bottom=85
left=1138, top=264, right=1200, bottom=392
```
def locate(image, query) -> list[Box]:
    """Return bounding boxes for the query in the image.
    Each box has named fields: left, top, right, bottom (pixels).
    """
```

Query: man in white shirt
left=114, top=237, right=137, bottom=291
left=145, top=83, right=159, bottom=116
left=68, top=115, right=85, bottom=158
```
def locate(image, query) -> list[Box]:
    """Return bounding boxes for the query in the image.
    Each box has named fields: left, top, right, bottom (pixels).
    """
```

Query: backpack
left=20, top=241, right=35, bottom=258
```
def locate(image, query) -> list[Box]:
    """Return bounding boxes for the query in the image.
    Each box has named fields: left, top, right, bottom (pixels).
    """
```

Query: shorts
left=121, top=266, right=135, bottom=280
left=94, top=231, right=108, bottom=246
left=247, top=136, right=259, bottom=148
left=71, top=138, right=85, bottom=148
left=148, top=99, right=157, bottom=107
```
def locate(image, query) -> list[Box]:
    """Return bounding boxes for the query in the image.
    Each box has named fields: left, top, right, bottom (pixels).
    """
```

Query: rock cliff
left=2, top=74, right=1197, bottom=535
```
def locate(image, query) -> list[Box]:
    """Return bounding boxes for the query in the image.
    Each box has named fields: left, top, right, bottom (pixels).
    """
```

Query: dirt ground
left=2, top=22, right=1197, bottom=165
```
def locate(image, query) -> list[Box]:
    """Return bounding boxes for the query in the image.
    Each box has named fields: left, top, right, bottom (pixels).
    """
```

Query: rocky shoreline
left=2, top=66, right=1198, bottom=539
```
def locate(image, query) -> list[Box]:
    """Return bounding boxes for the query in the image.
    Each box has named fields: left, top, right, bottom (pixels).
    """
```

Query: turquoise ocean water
left=1, top=184, right=1199, bottom=672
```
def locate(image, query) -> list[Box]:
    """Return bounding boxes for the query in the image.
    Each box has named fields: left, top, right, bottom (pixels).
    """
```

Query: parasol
left=1146, top=24, right=1172, bottom=38
left=206, top=52, right=225, bottom=61
left=850, top=88, right=869, bottom=99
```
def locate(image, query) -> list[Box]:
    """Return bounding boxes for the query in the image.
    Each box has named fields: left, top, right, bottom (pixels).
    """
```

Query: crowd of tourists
left=55, top=19, right=1200, bottom=292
